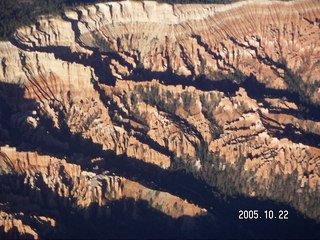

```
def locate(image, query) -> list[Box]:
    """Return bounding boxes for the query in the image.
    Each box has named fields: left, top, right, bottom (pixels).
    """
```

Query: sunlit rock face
left=1, top=0, right=320, bottom=238
left=12, top=0, right=320, bottom=100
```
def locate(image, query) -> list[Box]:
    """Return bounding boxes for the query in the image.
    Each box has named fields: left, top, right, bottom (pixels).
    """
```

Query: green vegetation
left=132, top=84, right=224, bottom=140
left=172, top=141, right=320, bottom=221
left=206, top=69, right=247, bottom=83
left=284, top=64, right=314, bottom=105
left=134, top=84, right=178, bottom=114
left=171, top=150, right=245, bottom=196
left=281, top=59, right=320, bottom=119
left=0, top=0, right=64, bottom=40
left=0, top=0, right=111, bottom=40
left=199, top=93, right=223, bottom=139
left=91, top=31, right=115, bottom=53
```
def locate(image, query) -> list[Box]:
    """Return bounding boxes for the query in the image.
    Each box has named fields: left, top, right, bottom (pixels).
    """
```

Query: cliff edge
left=0, top=0, right=320, bottom=238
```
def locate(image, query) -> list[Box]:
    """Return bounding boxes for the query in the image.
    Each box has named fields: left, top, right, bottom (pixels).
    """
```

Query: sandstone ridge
left=0, top=0, right=320, bottom=238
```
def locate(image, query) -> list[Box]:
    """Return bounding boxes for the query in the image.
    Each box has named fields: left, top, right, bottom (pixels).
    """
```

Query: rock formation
left=0, top=0, right=320, bottom=238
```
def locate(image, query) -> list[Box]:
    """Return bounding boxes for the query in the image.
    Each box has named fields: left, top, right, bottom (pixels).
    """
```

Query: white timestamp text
left=238, top=210, right=289, bottom=220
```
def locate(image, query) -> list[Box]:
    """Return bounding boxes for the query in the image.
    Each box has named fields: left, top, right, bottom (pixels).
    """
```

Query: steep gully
left=1, top=96, right=319, bottom=239
left=0, top=83, right=242, bottom=237
left=11, top=11, right=320, bottom=122
left=7, top=39, right=320, bottom=177
left=8, top=10, right=320, bottom=167
left=3, top=5, right=320, bottom=237
left=9, top=31, right=320, bottom=149
left=3, top=37, right=320, bottom=237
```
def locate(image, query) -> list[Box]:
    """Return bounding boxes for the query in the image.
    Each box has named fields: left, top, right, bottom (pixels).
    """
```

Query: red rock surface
left=0, top=0, right=320, bottom=238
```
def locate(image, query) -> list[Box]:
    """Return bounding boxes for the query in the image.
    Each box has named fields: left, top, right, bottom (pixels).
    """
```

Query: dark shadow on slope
left=128, top=68, right=320, bottom=147
left=0, top=82, right=225, bottom=218
left=1, top=70, right=320, bottom=238
left=133, top=133, right=174, bottom=158
left=93, top=153, right=320, bottom=238
left=0, top=82, right=208, bottom=208
left=0, top=167, right=320, bottom=239
left=0, top=82, right=107, bottom=169
left=7, top=41, right=320, bottom=149
left=129, top=66, right=320, bottom=122
left=1, top=80, right=320, bottom=231
left=240, top=73, right=320, bottom=120
left=261, top=114, right=320, bottom=148
left=0, top=82, right=36, bottom=144
left=240, top=76, right=320, bottom=147
left=0, top=227, right=36, bottom=240
left=1, top=84, right=320, bottom=238
left=0, top=173, right=206, bottom=239
left=129, top=67, right=240, bottom=96
left=10, top=37, right=116, bottom=86
left=11, top=31, right=320, bottom=122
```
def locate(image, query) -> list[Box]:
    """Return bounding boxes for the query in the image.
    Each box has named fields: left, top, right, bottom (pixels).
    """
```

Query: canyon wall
left=0, top=0, right=320, bottom=238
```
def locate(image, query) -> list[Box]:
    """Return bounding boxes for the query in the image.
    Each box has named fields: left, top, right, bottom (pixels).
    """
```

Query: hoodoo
left=0, top=0, right=320, bottom=238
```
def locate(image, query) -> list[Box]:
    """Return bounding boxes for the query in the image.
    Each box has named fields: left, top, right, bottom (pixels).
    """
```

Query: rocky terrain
left=0, top=0, right=320, bottom=238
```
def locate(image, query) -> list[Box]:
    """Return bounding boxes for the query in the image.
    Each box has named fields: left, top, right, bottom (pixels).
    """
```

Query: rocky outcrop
left=0, top=145, right=205, bottom=237
left=0, top=209, right=57, bottom=240
left=13, top=1, right=320, bottom=100
left=0, top=211, right=39, bottom=239
left=105, top=80, right=320, bottom=201
left=0, top=145, right=204, bottom=217
left=1, top=0, right=320, bottom=238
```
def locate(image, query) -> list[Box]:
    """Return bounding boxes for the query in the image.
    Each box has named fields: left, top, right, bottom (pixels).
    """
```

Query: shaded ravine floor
left=1, top=79, right=320, bottom=238
left=1, top=168, right=320, bottom=239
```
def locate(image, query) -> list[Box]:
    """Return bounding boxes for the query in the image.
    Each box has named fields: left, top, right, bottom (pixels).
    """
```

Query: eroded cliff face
left=12, top=0, right=320, bottom=100
left=1, top=0, right=320, bottom=238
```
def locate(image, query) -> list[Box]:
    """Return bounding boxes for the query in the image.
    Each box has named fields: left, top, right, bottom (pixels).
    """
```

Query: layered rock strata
left=0, top=145, right=205, bottom=238
left=0, top=0, right=320, bottom=238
